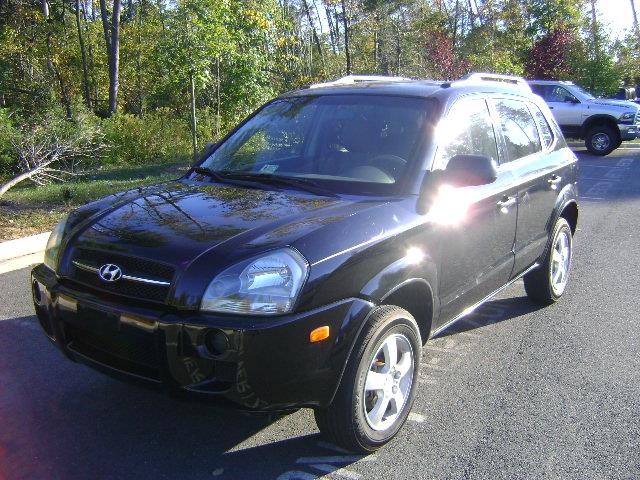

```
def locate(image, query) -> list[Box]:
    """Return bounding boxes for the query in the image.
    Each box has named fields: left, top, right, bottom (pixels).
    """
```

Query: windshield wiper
left=222, top=172, right=338, bottom=197
left=190, top=166, right=230, bottom=183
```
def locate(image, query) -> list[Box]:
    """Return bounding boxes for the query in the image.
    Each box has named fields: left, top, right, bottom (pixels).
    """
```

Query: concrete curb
left=0, top=232, right=50, bottom=263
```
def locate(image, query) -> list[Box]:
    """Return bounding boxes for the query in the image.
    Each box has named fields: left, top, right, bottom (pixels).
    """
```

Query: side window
left=435, top=98, right=499, bottom=169
left=494, top=99, right=542, bottom=161
left=548, top=86, right=577, bottom=103
left=529, top=103, right=554, bottom=149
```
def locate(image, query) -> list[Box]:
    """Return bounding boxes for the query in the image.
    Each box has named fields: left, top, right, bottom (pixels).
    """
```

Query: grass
left=0, top=161, right=188, bottom=241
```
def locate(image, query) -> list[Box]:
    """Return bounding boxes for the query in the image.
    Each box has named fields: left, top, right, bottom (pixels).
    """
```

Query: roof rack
left=309, top=75, right=412, bottom=89
left=460, top=72, right=531, bottom=92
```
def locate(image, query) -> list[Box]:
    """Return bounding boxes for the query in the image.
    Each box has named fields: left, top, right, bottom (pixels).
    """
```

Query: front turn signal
left=310, top=326, right=330, bottom=343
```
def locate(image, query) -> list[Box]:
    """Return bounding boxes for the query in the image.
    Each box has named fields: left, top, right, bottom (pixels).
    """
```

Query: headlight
left=43, top=215, right=69, bottom=272
left=201, top=248, right=309, bottom=315
left=619, top=111, right=636, bottom=123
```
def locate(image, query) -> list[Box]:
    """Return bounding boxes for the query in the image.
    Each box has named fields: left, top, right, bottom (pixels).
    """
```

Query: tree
left=525, top=26, right=576, bottom=79
left=100, top=0, right=122, bottom=116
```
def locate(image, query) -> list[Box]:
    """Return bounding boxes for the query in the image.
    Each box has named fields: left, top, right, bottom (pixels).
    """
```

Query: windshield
left=200, top=95, right=433, bottom=195
left=572, top=84, right=595, bottom=100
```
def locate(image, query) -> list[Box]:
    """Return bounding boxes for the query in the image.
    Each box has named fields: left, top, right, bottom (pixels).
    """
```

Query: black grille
left=72, top=269, right=170, bottom=303
left=69, top=248, right=174, bottom=303
left=66, top=324, right=161, bottom=380
left=74, top=248, right=175, bottom=280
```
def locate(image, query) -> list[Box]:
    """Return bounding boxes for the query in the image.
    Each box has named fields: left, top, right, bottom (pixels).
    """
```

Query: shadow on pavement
left=435, top=296, right=546, bottom=338
left=0, top=315, right=362, bottom=480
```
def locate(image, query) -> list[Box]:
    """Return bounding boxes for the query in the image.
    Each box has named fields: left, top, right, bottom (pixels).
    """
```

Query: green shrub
left=0, top=109, right=18, bottom=178
left=101, top=109, right=193, bottom=165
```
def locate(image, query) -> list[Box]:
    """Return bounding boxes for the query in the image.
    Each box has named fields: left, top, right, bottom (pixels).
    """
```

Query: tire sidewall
left=349, top=314, right=421, bottom=449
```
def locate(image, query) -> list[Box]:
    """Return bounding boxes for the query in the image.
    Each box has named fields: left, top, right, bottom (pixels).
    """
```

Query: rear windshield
left=201, top=95, right=434, bottom=195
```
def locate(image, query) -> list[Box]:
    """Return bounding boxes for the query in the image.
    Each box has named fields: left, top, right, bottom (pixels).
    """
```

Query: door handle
left=497, top=196, right=517, bottom=213
left=548, top=175, right=562, bottom=190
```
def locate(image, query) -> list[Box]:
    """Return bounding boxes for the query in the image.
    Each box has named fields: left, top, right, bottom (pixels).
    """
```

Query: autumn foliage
left=424, top=31, right=470, bottom=80
left=525, top=27, right=576, bottom=79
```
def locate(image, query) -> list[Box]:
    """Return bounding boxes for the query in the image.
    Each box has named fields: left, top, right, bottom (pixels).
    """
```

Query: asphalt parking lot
left=1, top=146, right=639, bottom=480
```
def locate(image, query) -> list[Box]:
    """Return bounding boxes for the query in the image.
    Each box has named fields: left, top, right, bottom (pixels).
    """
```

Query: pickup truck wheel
left=585, top=125, right=618, bottom=156
left=314, top=306, right=421, bottom=453
left=524, top=217, right=573, bottom=304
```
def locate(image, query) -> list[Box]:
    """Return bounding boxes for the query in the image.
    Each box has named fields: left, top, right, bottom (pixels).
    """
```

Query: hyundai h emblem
left=99, top=264, right=123, bottom=282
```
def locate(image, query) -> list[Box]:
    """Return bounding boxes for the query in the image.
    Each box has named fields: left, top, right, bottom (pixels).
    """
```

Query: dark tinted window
left=495, top=99, right=542, bottom=161
left=530, top=84, right=548, bottom=98
left=435, top=98, right=499, bottom=169
left=529, top=103, right=554, bottom=149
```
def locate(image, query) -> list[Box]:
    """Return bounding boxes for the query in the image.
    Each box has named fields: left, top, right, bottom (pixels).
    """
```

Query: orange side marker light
left=310, top=326, right=330, bottom=343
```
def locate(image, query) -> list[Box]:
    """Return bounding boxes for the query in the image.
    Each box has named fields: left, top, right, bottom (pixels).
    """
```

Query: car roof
left=280, top=75, right=536, bottom=101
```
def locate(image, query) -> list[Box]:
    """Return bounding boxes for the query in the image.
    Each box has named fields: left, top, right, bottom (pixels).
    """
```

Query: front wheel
left=524, top=217, right=573, bottom=304
left=314, top=306, right=421, bottom=453
left=585, top=125, right=618, bottom=156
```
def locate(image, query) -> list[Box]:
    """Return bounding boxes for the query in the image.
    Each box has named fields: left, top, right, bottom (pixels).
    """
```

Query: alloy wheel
left=592, top=132, right=611, bottom=152
left=363, top=333, right=415, bottom=431
left=550, top=229, right=571, bottom=296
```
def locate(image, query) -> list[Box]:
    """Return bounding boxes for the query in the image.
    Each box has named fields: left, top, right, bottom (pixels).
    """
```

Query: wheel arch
left=379, top=278, right=435, bottom=343
left=581, top=114, right=620, bottom=138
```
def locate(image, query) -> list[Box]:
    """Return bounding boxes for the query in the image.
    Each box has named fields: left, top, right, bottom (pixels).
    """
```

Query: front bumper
left=618, top=123, right=639, bottom=141
left=31, top=264, right=374, bottom=411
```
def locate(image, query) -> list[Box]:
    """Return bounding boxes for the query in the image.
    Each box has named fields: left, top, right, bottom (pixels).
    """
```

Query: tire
left=314, top=306, right=421, bottom=453
left=585, top=125, right=619, bottom=156
left=524, top=217, right=573, bottom=305
left=614, top=137, right=623, bottom=150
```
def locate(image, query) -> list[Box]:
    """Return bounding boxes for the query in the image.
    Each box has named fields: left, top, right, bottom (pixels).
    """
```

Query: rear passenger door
left=433, top=96, right=518, bottom=323
left=490, top=97, right=565, bottom=276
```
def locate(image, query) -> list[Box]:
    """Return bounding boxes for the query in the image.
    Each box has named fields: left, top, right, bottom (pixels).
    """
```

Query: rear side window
left=494, top=99, right=542, bottom=161
left=435, top=97, right=499, bottom=169
left=529, top=103, right=554, bottom=149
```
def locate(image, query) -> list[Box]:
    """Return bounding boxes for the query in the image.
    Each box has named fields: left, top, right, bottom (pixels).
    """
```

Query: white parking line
left=424, top=345, right=465, bottom=355
left=309, top=464, right=361, bottom=479
left=296, top=456, right=377, bottom=464
left=408, top=412, right=425, bottom=423
left=316, top=441, right=352, bottom=454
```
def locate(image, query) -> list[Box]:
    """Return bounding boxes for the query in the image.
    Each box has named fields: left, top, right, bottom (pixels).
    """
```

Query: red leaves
left=424, top=31, right=470, bottom=80
left=525, top=27, right=576, bottom=79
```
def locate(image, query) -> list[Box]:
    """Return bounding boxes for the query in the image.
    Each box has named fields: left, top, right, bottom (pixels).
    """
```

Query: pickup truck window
left=495, top=99, right=542, bottom=161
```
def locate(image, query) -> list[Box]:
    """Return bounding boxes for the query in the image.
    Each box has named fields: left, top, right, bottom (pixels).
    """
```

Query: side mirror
left=443, top=154, right=498, bottom=187
left=564, top=95, right=579, bottom=104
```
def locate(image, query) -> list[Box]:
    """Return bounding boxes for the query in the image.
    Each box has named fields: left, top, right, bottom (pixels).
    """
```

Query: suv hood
left=67, top=180, right=380, bottom=269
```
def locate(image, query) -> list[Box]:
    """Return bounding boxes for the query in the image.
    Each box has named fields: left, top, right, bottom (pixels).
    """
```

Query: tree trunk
left=215, top=57, right=220, bottom=138
left=0, top=155, right=59, bottom=198
left=41, top=0, right=73, bottom=118
left=631, top=0, right=639, bottom=37
left=325, top=4, right=337, bottom=53
left=40, top=0, right=49, bottom=18
left=340, top=0, right=351, bottom=74
left=75, top=0, right=92, bottom=109
left=190, top=70, right=197, bottom=161
left=100, top=0, right=122, bottom=116
left=301, top=0, right=323, bottom=58
left=108, top=0, right=122, bottom=116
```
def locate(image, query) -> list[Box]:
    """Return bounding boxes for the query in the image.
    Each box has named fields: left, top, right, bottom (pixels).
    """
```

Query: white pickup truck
left=528, top=80, right=640, bottom=156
